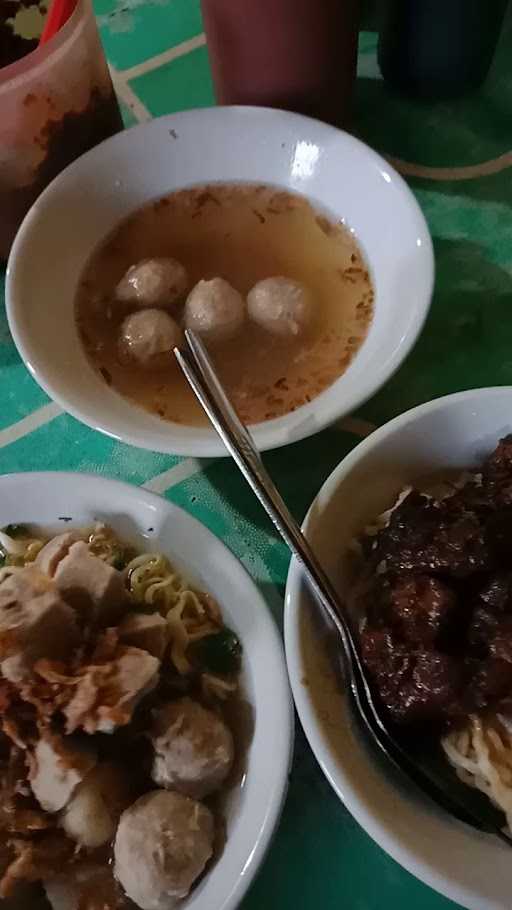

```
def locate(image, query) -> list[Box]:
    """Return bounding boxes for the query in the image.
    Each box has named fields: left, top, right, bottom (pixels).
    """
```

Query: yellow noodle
left=1, top=525, right=225, bottom=678
left=442, top=716, right=512, bottom=831
left=127, top=553, right=222, bottom=674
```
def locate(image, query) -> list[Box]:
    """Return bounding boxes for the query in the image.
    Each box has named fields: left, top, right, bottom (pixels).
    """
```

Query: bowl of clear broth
left=6, top=106, right=434, bottom=456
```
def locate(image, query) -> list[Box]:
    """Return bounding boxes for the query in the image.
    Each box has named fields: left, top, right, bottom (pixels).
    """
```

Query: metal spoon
left=175, top=328, right=512, bottom=846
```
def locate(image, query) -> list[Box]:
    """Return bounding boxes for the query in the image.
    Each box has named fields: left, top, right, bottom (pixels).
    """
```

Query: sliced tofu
left=54, top=542, right=128, bottom=623
left=0, top=568, right=80, bottom=683
left=29, top=731, right=97, bottom=813
left=118, top=612, right=169, bottom=660
left=65, top=646, right=160, bottom=734
left=35, top=533, right=79, bottom=578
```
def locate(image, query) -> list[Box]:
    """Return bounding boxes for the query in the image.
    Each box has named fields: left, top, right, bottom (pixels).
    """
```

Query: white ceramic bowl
left=0, top=471, right=293, bottom=910
left=285, top=387, right=512, bottom=910
left=6, top=106, right=433, bottom=457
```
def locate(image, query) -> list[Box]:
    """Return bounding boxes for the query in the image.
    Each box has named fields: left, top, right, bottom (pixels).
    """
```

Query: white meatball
left=247, top=276, right=313, bottom=337
left=119, top=309, right=182, bottom=369
left=184, top=278, right=245, bottom=343
left=116, top=258, right=188, bottom=309
left=151, top=697, right=234, bottom=799
left=114, top=791, right=214, bottom=910
left=60, top=762, right=131, bottom=848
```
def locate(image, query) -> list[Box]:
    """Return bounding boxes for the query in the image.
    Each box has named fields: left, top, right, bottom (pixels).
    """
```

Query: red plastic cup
left=0, top=0, right=122, bottom=260
left=201, top=0, right=360, bottom=127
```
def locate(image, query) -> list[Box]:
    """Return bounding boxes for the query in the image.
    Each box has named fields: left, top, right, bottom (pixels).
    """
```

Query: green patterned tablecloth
left=2, top=4, right=512, bottom=908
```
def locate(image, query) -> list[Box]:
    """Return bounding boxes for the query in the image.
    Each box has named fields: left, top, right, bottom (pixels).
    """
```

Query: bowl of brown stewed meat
left=285, top=386, right=512, bottom=910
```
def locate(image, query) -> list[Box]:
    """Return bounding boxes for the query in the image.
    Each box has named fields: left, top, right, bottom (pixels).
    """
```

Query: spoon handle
left=176, top=331, right=358, bottom=662
left=174, top=331, right=512, bottom=845
left=176, top=331, right=512, bottom=844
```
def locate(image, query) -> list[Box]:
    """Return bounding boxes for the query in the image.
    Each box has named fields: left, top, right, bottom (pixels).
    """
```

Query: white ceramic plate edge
left=283, top=387, right=512, bottom=910
left=6, top=105, right=434, bottom=457
left=0, top=471, right=294, bottom=910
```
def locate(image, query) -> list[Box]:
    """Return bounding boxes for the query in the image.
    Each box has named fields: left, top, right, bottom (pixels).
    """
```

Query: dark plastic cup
left=378, top=0, right=509, bottom=100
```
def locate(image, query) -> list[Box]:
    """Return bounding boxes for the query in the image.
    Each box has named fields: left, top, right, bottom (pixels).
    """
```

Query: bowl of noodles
left=0, top=471, right=293, bottom=910
left=285, top=387, right=512, bottom=910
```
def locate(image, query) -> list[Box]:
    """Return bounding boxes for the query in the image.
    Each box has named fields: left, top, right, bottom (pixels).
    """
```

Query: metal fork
left=175, top=329, right=512, bottom=847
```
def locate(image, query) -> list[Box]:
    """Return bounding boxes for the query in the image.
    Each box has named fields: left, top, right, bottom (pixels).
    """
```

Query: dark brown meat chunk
left=490, top=620, right=512, bottom=663
left=358, top=436, right=512, bottom=728
left=372, top=491, right=492, bottom=578
left=451, top=436, right=512, bottom=515
left=386, top=575, right=457, bottom=647
left=468, top=606, right=502, bottom=656
left=468, top=601, right=512, bottom=660
left=485, top=507, right=512, bottom=561
left=483, top=434, right=512, bottom=488
left=466, top=658, right=512, bottom=711
left=360, top=627, right=463, bottom=724
left=478, top=572, right=512, bottom=612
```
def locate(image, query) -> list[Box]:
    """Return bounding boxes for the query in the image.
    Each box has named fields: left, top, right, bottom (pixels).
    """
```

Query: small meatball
left=116, top=258, right=188, bottom=309
left=30, top=731, right=97, bottom=813
left=247, top=276, right=312, bottom=337
left=61, top=762, right=131, bottom=848
left=114, top=791, right=214, bottom=910
left=151, top=697, right=233, bottom=798
left=119, top=309, right=182, bottom=369
left=184, top=278, right=245, bottom=343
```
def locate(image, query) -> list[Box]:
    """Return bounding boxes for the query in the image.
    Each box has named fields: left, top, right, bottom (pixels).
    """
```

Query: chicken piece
left=114, top=791, right=214, bottom=910
left=45, top=861, right=128, bottom=910
left=151, top=697, right=233, bottom=798
left=61, top=762, right=132, bottom=848
left=0, top=568, right=80, bottom=683
left=116, top=258, right=188, bottom=309
left=118, top=309, right=183, bottom=369
left=184, top=278, right=245, bottom=343
left=247, top=277, right=312, bottom=337
left=29, top=731, right=96, bottom=813
left=35, top=533, right=79, bottom=578
left=54, top=541, right=128, bottom=623
left=118, top=612, right=169, bottom=660
left=64, top=645, right=160, bottom=734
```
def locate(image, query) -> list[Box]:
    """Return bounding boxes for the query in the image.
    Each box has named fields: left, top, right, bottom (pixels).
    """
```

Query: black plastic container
left=378, top=0, right=509, bottom=100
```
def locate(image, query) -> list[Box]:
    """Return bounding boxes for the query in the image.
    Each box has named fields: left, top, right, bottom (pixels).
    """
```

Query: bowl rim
left=0, top=469, right=295, bottom=910
left=6, top=105, right=435, bottom=457
left=284, top=385, right=512, bottom=910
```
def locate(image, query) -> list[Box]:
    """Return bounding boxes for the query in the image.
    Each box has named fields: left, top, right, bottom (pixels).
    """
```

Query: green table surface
left=3, top=3, right=512, bottom=908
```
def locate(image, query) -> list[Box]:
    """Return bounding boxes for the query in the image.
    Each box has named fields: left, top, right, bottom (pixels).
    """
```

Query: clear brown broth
left=75, top=183, right=374, bottom=426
